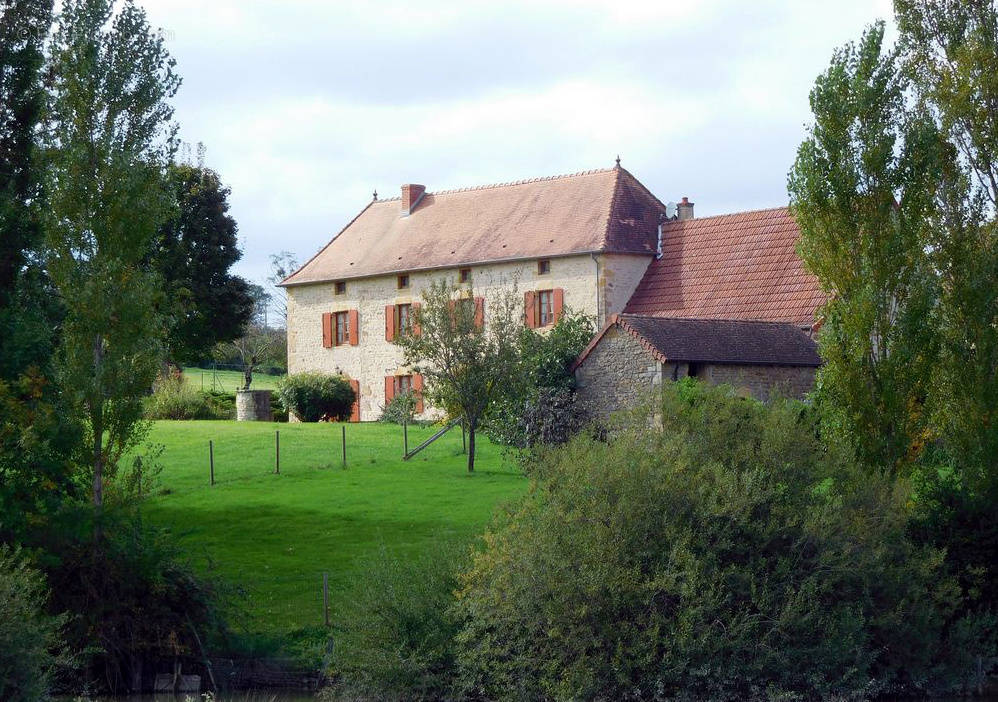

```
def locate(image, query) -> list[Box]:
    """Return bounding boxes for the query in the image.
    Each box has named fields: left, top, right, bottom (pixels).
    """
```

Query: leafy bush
left=379, top=390, right=417, bottom=425
left=324, top=543, right=464, bottom=701
left=143, top=377, right=231, bottom=420
left=0, top=546, right=69, bottom=701
left=45, top=506, right=229, bottom=694
left=456, top=381, right=975, bottom=700
left=485, top=311, right=595, bottom=447
left=277, top=372, right=355, bottom=422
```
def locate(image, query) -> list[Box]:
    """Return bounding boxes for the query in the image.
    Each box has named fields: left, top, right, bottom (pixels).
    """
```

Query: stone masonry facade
left=574, top=324, right=817, bottom=422
left=287, top=253, right=650, bottom=421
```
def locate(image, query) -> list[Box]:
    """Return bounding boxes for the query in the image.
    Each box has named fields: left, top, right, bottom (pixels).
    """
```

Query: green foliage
left=45, top=0, right=181, bottom=509
left=42, top=506, right=229, bottom=694
left=789, top=22, right=941, bottom=473
left=143, top=376, right=232, bottom=420
left=326, top=543, right=465, bottom=700
left=154, top=162, right=254, bottom=365
left=379, top=389, right=418, bottom=425
left=455, top=382, right=974, bottom=700
left=395, top=279, right=523, bottom=472
left=0, top=545, right=69, bottom=702
left=486, top=310, right=595, bottom=447
left=277, top=371, right=355, bottom=422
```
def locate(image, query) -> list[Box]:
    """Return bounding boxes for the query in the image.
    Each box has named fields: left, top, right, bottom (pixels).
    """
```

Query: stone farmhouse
left=280, top=164, right=826, bottom=421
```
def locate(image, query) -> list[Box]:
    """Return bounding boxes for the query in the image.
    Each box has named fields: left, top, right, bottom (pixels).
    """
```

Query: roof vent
left=401, top=184, right=426, bottom=216
left=677, top=196, right=694, bottom=221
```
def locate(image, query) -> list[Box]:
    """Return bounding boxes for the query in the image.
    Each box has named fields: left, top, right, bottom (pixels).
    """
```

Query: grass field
left=138, top=420, right=525, bottom=640
left=181, top=366, right=284, bottom=393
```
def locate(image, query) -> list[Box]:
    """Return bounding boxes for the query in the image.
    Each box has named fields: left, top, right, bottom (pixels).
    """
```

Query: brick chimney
left=677, top=196, right=694, bottom=221
left=401, top=184, right=426, bottom=216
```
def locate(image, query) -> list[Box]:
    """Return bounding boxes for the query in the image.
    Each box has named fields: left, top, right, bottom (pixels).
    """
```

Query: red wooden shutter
left=412, top=302, right=421, bottom=336
left=385, top=305, right=395, bottom=342
left=474, top=297, right=485, bottom=328
left=553, top=288, right=564, bottom=324
left=413, top=374, right=424, bottom=413
left=348, top=309, right=359, bottom=345
left=349, top=379, right=360, bottom=422
left=322, top=313, right=333, bottom=348
left=524, top=291, right=536, bottom=329
left=385, top=376, right=395, bottom=404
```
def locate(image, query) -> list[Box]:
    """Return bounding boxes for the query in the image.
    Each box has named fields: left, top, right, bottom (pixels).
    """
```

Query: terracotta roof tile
left=624, top=207, right=826, bottom=327
left=572, top=314, right=821, bottom=371
left=282, top=167, right=665, bottom=286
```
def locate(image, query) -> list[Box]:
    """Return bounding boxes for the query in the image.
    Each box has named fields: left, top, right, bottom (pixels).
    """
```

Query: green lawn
left=139, top=420, right=525, bottom=638
left=181, top=366, right=284, bottom=393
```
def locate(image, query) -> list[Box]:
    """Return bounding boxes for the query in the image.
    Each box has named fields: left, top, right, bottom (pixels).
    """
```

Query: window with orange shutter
left=335, top=310, right=349, bottom=345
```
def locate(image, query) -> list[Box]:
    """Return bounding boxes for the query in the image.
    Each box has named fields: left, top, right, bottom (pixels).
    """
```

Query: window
left=459, top=268, right=471, bottom=283
left=396, top=374, right=413, bottom=394
left=335, top=310, right=350, bottom=346
left=537, top=259, right=551, bottom=275
left=537, top=290, right=554, bottom=327
left=334, top=281, right=346, bottom=295
left=397, top=274, right=410, bottom=289
left=396, top=303, right=412, bottom=335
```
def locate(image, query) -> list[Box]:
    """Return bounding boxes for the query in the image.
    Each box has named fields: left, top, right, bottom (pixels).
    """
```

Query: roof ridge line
left=620, top=313, right=798, bottom=327
left=662, top=205, right=791, bottom=224
left=372, top=167, right=616, bottom=202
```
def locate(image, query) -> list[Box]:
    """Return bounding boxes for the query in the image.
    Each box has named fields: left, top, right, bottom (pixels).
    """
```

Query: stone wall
left=697, top=363, right=815, bottom=401
left=598, top=253, right=653, bottom=327
left=287, top=253, right=643, bottom=421
left=575, top=324, right=819, bottom=421
left=574, top=326, right=665, bottom=421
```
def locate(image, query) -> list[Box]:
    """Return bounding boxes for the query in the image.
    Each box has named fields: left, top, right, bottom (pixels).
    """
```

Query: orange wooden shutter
left=412, top=302, right=422, bottom=336
left=385, top=305, right=395, bottom=342
left=349, top=379, right=360, bottom=422
left=322, top=313, right=333, bottom=348
left=385, top=376, right=395, bottom=404
left=553, top=288, right=564, bottom=323
left=524, top=291, right=536, bottom=329
left=474, top=297, right=485, bottom=328
left=413, top=374, right=424, bottom=413
left=348, top=309, right=359, bottom=345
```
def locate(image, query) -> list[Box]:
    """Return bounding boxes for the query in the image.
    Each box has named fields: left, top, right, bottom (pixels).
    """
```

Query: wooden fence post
left=323, top=571, right=330, bottom=627
left=403, top=419, right=408, bottom=457
left=275, top=430, right=280, bottom=474
left=341, top=425, right=346, bottom=467
left=209, top=440, right=215, bottom=486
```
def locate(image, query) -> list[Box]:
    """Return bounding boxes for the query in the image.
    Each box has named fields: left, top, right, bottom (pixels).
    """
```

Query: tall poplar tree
left=788, top=22, right=942, bottom=473
left=44, top=0, right=180, bottom=513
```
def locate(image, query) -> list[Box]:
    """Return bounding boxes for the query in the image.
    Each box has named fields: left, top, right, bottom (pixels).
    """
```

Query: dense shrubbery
left=379, top=389, right=418, bottom=425
left=453, top=381, right=986, bottom=700
left=486, top=311, right=594, bottom=447
left=0, top=546, right=68, bottom=702
left=325, top=544, right=464, bottom=700
left=277, top=372, right=355, bottom=422
left=42, top=507, right=229, bottom=693
left=143, top=377, right=233, bottom=420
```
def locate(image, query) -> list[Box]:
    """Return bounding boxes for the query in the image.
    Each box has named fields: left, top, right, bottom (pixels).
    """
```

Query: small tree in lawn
left=394, top=279, right=522, bottom=472
left=225, top=324, right=278, bottom=390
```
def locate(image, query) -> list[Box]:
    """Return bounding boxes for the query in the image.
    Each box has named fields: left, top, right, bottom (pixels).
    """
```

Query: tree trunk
left=467, top=420, right=476, bottom=473
left=92, top=334, right=104, bottom=510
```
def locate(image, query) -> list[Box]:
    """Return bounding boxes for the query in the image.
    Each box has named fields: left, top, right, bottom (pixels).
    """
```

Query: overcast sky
left=139, top=0, right=895, bottom=287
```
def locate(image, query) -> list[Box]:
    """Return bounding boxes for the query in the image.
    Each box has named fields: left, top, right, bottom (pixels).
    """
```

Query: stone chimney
left=401, top=184, right=426, bottom=216
left=677, top=196, right=694, bottom=221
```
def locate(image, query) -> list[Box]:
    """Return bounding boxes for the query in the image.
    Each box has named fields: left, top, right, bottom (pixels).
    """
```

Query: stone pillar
left=236, top=389, right=272, bottom=421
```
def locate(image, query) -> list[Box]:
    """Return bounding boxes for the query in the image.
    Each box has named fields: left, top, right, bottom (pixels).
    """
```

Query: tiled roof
left=281, top=167, right=666, bottom=286
left=572, top=314, right=821, bottom=371
left=624, top=207, right=826, bottom=327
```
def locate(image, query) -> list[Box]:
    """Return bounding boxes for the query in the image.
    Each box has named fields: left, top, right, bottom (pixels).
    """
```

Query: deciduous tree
left=395, top=280, right=522, bottom=472
left=154, top=162, right=254, bottom=366
left=788, top=22, right=942, bottom=473
left=44, top=0, right=180, bottom=513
